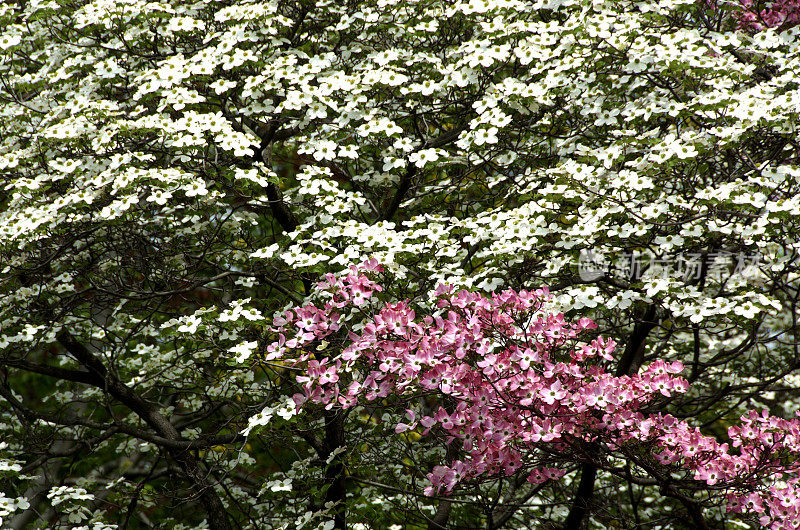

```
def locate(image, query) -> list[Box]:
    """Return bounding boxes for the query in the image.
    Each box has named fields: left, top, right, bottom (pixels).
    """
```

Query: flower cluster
left=736, top=0, right=800, bottom=31
left=3, top=0, right=800, bottom=526
left=265, top=263, right=800, bottom=527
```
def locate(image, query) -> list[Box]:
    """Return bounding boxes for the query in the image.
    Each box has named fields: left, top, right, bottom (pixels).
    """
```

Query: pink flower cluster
left=736, top=0, right=800, bottom=31
left=267, top=262, right=800, bottom=527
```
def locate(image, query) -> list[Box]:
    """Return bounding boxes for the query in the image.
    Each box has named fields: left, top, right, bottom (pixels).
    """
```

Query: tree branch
left=381, top=126, right=465, bottom=222
left=55, top=330, right=234, bottom=530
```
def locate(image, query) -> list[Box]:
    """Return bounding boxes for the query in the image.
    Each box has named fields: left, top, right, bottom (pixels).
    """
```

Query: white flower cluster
left=241, top=397, right=297, bottom=437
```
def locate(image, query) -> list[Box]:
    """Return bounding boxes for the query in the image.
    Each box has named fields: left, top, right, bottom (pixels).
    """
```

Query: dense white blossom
left=1, top=0, right=799, bottom=527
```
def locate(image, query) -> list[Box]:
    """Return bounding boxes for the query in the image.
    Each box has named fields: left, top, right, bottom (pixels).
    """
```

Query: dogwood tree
left=1, top=0, right=799, bottom=528
left=266, top=262, right=800, bottom=529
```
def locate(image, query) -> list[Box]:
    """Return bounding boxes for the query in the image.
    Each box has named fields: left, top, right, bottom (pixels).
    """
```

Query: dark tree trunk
left=563, top=304, right=657, bottom=529
left=324, top=410, right=347, bottom=529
